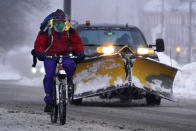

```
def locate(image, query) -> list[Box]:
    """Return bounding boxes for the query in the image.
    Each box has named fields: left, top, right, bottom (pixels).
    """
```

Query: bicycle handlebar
left=46, top=55, right=77, bottom=59
left=31, top=49, right=78, bottom=67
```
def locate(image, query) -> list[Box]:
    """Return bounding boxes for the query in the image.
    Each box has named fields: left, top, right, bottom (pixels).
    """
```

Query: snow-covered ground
left=0, top=65, right=21, bottom=81
left=173, top=62, right=196, bottom=99
left=0, top=107, right=122, bottom=131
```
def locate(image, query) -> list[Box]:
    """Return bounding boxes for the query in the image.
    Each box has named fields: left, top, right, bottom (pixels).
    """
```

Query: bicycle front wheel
left=51, top=82, right=58, bottom=123
left=59, top=83, right=67, bottom=125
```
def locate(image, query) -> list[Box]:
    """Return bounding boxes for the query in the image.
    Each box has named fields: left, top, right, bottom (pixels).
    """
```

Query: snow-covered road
left=0, top=84, right=123, bottom=131
left=0, top=83, right=196, bottom=131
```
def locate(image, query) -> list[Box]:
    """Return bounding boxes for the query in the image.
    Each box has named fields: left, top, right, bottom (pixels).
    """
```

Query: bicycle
left=46, top=54, right=77, bottom=125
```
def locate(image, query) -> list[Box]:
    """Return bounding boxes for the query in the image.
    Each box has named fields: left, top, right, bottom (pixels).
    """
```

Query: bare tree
left=0, top=0, right=50, bottom=50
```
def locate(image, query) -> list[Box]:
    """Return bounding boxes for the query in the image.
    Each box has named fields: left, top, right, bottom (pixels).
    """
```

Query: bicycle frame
left=47, top=54, right=77, bottom=125
left=55, top=56, right=68, bottom=105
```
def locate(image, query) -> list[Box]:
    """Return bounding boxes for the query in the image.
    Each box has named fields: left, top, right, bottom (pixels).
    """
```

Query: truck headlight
left=32, top=67, right=37, bottom=74
left=97, top=45, right=115, bottom=54
left=40, top=67, right=45, bottom=74
left=137, top=47, right=154, bottom=55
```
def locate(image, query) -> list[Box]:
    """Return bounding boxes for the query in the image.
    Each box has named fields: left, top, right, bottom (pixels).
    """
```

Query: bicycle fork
left=55, top=63, right=68, bottom=105
left=55, top=78, right=60, bottom=105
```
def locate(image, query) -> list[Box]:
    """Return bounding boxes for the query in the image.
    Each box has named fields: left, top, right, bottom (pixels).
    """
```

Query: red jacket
left=34, top=28, right=84, bottom=56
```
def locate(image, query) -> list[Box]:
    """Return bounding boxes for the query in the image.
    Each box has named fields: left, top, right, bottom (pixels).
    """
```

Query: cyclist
left=33, top=9, right=84, bottom=112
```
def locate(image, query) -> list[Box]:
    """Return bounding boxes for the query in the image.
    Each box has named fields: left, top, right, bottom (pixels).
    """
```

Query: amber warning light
left=86, top=20, right=90, bottom=25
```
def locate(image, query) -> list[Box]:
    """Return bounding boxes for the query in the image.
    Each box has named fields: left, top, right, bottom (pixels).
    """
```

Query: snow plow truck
left=70, top=20, right=178, bottom=105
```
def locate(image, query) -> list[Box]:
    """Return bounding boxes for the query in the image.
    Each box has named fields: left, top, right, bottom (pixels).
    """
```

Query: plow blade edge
left=132, top=57, right=178, bottom=100
left=73, top=55, right=127, bottom=99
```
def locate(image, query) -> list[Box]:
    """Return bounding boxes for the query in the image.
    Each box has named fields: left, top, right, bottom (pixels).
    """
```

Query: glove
left=37, top=52, right=46, bottom=61
left=76, top=51, right=85, bottom=63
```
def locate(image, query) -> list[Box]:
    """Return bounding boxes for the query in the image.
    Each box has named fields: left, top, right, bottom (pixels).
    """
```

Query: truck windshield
left=78, top=28, right=147, bottom=49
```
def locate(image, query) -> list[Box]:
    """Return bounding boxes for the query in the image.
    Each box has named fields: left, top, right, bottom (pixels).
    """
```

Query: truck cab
left=75, top=21, right=163, bottom=59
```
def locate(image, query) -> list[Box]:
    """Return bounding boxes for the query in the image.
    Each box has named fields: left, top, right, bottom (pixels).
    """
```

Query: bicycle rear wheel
left=50, top=82, right=58, bottom=123
left=59, top=83, right=67, bottom=125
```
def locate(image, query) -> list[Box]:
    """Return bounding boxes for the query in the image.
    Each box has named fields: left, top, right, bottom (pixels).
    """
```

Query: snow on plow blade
left=73, top=54, right=127, bottom=99
left=132, top=57, right=178, bottom=100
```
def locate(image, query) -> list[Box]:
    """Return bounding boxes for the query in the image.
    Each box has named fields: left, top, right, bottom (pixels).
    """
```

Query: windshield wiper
left=115, top=44, right=126, bottom=46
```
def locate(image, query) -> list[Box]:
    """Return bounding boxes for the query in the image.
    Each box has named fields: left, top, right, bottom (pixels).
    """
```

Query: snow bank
left=17, top=76, right=43, bottom=87
left=173, top=62, right=196, bottom=99
left=0, top=64, right=21, bottom=81
left=158, top=52, right=196, bottom=99
left=0, top=47, right=43, bottom=87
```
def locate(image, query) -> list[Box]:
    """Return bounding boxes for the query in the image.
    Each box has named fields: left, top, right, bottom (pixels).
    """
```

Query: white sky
left=72, top=0, right=146, bottom=26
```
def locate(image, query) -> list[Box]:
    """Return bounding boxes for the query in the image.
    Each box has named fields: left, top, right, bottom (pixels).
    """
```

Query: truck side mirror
left=156, top=38, right=165, bottom=52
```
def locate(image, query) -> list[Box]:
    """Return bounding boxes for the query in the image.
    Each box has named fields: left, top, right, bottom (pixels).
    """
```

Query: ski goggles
left=53, top=19, right=66, bottom=22
left=49, top=19, right=71, bottom=31
left=49, top=19, right=65, bottom=28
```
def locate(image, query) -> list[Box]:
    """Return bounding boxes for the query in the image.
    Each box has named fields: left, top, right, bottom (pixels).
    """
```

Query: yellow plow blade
left=73, top=54, right=127, bottom=99
left=132, top=57, right=178, bottom=100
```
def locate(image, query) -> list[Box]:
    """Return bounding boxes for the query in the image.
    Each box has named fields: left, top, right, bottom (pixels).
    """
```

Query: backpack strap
left=44, top=33, right=54, bottom=53
left=44, top=21, right=54, bottom=53
left=66, top=27, right=76, bottom=52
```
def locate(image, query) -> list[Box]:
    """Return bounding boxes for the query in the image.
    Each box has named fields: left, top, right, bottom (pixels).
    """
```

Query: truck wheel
left=146, top=93, right=161, bottom=105
left=71, top=98, right=83, bottom=105
left=68, top=83, right=83, bottom=105
left=69, top=93, right=83, bottom=105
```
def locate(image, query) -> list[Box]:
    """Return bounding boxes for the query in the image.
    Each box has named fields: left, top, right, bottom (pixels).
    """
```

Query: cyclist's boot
left=44, top=103, right=52, bottom=112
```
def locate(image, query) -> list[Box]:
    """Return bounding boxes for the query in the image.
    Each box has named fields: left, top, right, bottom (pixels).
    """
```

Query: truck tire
left=70, top=98, right=83, bottom=105
left=146, top=93, right=161, bottom=105
left=68, top=83, right=83, bottom=105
